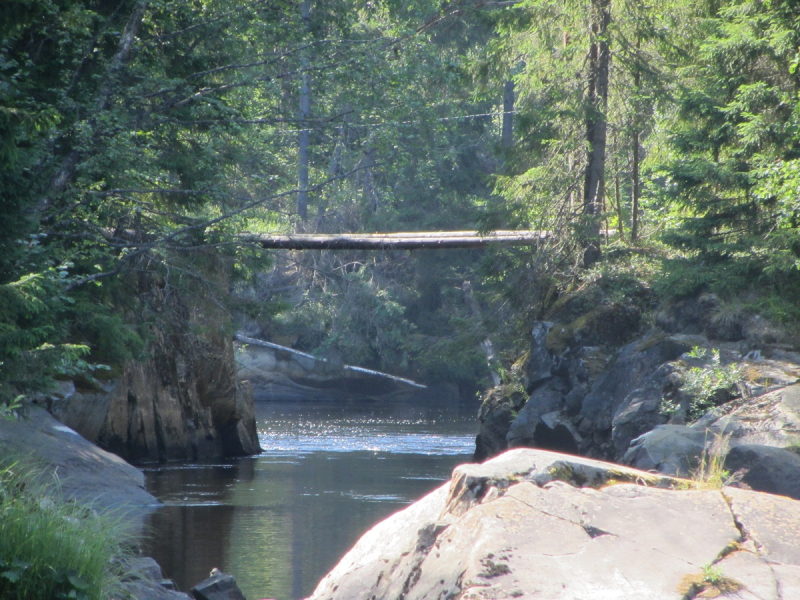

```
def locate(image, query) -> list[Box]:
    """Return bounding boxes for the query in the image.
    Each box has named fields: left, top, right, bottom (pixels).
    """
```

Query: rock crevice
left=309, top=448, right=800, bottom=600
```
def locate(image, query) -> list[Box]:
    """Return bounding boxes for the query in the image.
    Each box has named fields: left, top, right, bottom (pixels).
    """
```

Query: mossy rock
left=546, top=303, right=642, bottom=354
left=545, top=287, right=605, bottom=324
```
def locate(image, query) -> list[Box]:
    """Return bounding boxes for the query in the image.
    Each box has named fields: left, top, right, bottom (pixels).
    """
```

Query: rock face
left=309, top=448, right=800, bottom=600
left=476, top=307, right=800, bottom=469
left=474, top=385, right=526, bottom=462
left=622, top=424, right=709, bottom=476
left=51, top=328, right=261, bottom=463
left=0, top=407, right=158, bottom=511
left=699, top=383, right=800, bottom=447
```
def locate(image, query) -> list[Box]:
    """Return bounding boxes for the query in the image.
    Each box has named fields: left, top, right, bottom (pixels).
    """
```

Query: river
left=141, top=393, right=478, bottom=599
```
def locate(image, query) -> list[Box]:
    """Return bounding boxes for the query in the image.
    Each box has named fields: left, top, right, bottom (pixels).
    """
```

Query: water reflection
left=142, top=397, right=478, bottom=599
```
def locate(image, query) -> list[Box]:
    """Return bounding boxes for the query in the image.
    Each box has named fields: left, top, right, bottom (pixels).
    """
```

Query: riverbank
left=0, top=408, right=192, bottom=599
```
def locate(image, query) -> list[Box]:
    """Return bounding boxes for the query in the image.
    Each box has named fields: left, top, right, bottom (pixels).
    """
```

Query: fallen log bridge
left=243, top=230, right=548, bottom=250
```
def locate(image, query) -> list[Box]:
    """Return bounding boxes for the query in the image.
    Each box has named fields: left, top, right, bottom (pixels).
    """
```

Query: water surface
left=142, top=397, right=478, bottom=599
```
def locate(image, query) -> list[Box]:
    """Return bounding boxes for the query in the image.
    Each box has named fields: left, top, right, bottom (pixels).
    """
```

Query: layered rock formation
left=49, top=270, right=261, bottom=463
left=309, top=448, right=800, bottom=600
left=51, top=328, right=260, bottom=463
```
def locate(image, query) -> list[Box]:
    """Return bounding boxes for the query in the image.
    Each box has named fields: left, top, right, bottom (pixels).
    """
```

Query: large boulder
left=0, top=407, right=158, bottom=512
left=579, top=332, right=689, bottom=443
left=697, top=383, right=800, bottom=448
left=623, top=424, right=709, bottom=476
left=724, top=444, right=800, bottom=500
left=308, top=448, right=800, bottom=600
left=506, top=377, right=566, bottom=449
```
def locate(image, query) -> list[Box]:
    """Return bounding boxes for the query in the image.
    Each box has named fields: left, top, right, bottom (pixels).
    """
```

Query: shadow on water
left=142, top=392, right=479, bottom=600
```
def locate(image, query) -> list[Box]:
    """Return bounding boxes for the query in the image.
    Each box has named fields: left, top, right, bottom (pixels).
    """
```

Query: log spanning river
left=141, top=393, right=478, bottom=599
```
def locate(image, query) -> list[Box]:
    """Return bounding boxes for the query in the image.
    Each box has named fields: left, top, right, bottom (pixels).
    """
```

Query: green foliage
left=0, top=461, right=134, bottom=599
left=0, top=271, right=89, bottom=404
left=661, top=349, right=743, bottom=420
left=2, top=0, right=799, bottom=396
left=655, top=0, right=800, bottom=313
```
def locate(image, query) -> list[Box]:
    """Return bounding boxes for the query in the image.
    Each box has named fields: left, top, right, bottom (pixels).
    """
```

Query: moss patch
left=546, top=303, right=641, bottom=355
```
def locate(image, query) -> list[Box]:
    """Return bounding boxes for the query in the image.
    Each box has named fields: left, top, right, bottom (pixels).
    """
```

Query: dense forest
left=2, top=0, right=799, bottom=406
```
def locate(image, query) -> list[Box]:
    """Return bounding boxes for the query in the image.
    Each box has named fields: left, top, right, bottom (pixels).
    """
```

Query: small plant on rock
left=692, top=433, right=732, bottom=490
left=661, top=348, right=743, bottom=421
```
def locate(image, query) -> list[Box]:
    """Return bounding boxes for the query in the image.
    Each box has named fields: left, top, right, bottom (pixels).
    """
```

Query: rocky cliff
left=309, top=448, right=800, bottom=600
left=51, top=328, right=260, bottom=463
left=50, top=271, right=261, bottom=463
left=475, top=292, right=800, bottom=499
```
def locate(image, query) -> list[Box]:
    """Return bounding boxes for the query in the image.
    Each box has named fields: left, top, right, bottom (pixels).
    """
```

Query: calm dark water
left=141, top=395, right=478, bottom=600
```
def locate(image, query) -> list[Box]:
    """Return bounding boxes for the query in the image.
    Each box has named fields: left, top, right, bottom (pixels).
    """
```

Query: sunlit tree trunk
left=502, top=80, right=515, bottom=149
left=583, top=0, right=610, bottom=217
left=582, top=0, right=610, bottom=265
left=630, top=36, right=641, bottom=242
left=297, top=0, right=311, bottom=224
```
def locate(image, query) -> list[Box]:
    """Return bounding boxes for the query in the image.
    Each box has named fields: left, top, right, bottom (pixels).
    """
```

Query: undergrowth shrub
left=0, top=461, right=134, bottom=599
left=661, top=347, right=743, bottom=421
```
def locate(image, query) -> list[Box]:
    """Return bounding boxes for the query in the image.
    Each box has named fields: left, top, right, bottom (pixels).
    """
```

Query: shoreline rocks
left=0, top=406, right=159, bottom=512
left=308, top=448, right=800, bottom=600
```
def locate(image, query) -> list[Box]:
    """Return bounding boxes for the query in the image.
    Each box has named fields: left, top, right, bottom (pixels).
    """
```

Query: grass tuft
left=0, top=460, right=136, bottom=599
left=691, top=433, right=732, bottom=490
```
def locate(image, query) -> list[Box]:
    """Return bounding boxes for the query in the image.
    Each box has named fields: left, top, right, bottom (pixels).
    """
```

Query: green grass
left=691, top=433, right=732, bottom=490
left=0, top=461, right=135, bottom=599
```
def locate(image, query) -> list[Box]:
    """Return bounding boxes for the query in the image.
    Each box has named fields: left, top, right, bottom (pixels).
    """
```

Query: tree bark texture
left=631, top=36, right=641, bottom=242
left=583, top=0, right=610, bottom=219
left=297, top=0, right=311, bottom=223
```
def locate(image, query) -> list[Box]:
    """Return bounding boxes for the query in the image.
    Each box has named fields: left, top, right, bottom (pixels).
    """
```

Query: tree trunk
left=581, top=0, right=610, bottom=266
left=362, top=146, right=378, bottom=212
left=42, top=0, right=149, bottom=213
left=297, top=0, right=311, bottom=224
left=502, top=80, right=515, bottom=149
left=614, top=150, right=624, bottom=241
left=631, top=36, right=641, bottom=242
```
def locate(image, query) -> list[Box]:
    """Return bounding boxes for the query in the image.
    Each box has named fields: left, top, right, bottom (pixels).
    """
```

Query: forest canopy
left=1, top=0, right=799, bottom=403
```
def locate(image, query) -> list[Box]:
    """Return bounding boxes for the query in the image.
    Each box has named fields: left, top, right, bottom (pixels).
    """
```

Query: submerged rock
left=191, top=570, right=247, bottom=600
left=308, top=448, right=800, bottom=600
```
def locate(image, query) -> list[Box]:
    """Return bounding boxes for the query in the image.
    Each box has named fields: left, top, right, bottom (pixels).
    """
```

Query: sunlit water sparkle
left=142, top=396, right=479, bottom=600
